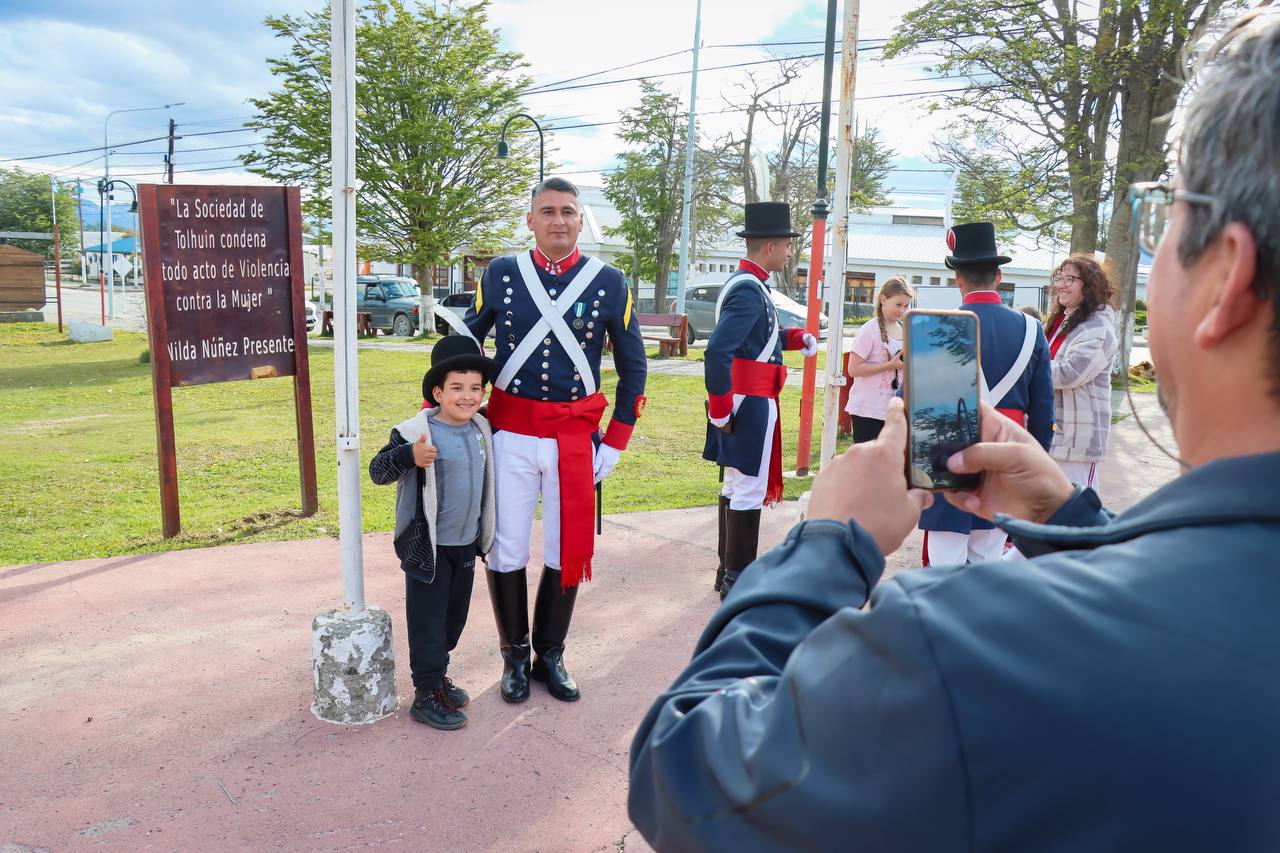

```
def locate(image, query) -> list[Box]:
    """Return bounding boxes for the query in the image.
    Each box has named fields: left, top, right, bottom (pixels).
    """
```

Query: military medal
left=572, top=302, right=586, bottom=329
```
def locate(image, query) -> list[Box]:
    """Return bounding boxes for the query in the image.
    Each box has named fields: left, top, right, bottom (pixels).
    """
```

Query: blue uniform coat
left=463, top=251, right=648, bottom=441
left=702, top=271, right=792, bottom=476
left=629, top=452, right=1280, bottom=851
left=919, top=297, right=1053, bottom=533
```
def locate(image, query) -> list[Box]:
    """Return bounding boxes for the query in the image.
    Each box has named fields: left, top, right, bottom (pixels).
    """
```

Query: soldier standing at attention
left=464, top=177, right=648, bottom=703
left=704, top=202, right=818, bottom=599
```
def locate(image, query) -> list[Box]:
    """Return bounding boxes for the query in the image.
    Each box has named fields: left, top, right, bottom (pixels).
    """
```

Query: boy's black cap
left=423, top=334, right=495, bottom=400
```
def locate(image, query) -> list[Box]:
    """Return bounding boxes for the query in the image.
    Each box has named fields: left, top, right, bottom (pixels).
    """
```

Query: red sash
left=996, top=407, right=1026, bottom=427
left=730, top=358, right=787, bottom=506
left=487, top=387, right=606, bottom=588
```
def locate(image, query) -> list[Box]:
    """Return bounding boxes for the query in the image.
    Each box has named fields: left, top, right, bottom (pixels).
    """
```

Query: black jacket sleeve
left=368, top=429, right=417, bottom=485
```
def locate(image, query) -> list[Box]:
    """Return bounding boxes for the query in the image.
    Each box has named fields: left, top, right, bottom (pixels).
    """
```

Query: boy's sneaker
left=441, top=676, right=469, bottom=708
left=410, top=688, right=466, bottom=730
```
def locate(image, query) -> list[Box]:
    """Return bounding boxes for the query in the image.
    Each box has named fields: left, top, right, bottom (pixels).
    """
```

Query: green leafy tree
left=0, top=168, right=81, bottom=260
left=243, top=0, right=538, bottom=288
left=603, top=82, right=682, bottom=309
left=849, top=123, right=894, bottom=213
left=886, top=0, right=1123, bottom=253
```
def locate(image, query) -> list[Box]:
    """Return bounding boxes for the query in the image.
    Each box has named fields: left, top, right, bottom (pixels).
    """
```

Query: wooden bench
left=321, top=310, right=376, bottom=337
left=635, top=312, right=689, bottom=357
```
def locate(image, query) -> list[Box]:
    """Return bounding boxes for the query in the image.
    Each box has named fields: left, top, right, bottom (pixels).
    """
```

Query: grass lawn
left=0, top=323, right=849, bottom=566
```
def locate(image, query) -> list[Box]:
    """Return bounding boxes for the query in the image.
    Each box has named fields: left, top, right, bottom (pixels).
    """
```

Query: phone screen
left=904, top=310, right=982, bottom=491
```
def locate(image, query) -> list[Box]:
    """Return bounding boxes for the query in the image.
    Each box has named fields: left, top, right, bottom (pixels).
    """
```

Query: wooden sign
left=138, top=184, right=318, bottom=537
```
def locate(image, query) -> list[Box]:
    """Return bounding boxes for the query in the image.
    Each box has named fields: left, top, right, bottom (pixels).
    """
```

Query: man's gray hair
left=530, top=176, right=580, bottom=208
left=1177, top=14, right=1280, bottom=390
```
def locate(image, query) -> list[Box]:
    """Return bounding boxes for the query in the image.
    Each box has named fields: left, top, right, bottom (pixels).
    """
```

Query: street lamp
left=103, top=101, right=183, bottom=318
left=105, top=179, right=139, bottom=293
left=497, top=113, right=544, bottom=183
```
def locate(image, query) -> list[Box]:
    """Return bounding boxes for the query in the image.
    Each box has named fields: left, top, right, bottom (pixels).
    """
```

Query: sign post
left=137, top=183, right=318, bottom=538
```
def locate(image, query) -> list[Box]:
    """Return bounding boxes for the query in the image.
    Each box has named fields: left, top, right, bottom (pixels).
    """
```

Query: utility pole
left=819, top=0, right=861, bottom=469
left=50, top=176, right=63, bottom=333
left=165, top=118, right=178, bottom=183
left=673, top=0, right=703, bottom=319
left=794, top=0, right=839, bottom=477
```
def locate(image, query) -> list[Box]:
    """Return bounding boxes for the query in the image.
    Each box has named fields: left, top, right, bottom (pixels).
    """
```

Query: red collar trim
left=962, top=290, right=1004, bottom=305
left=533, top=246, right=580, bottom=276
left=738, top=258, right=769, bottom=281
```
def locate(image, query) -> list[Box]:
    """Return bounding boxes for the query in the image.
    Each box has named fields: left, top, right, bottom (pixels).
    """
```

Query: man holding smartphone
left=916, top=222, right=1053, bottom=566
left=630, top=15, right=1280, bottom=849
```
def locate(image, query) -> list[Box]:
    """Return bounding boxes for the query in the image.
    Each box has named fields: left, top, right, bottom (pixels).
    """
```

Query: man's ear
left=1193, top=222, right=1263, bottom=349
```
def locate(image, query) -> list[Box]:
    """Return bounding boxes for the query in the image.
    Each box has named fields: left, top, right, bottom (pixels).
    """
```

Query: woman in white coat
left=1044, top=254, right=1119, bottom=489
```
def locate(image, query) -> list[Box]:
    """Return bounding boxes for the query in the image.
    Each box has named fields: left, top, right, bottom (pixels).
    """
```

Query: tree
left=1103, top=0, right=1223, bottom=375
left=719, top=59, right=894, bottom=294
left=602, top=81, right=735, bottom=309
left=886, top=0, right=1123, bottom=253
left=0, top=168, right=81, bottom=260
left=243, top=0, right=538, bottom=290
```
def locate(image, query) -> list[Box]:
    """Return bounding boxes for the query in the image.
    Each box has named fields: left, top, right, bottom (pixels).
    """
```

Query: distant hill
left=77, top=198, right=137, bottom=232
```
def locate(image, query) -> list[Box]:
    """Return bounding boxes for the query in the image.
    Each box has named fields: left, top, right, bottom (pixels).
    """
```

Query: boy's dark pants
left=405, top=541, right=477, bottom=691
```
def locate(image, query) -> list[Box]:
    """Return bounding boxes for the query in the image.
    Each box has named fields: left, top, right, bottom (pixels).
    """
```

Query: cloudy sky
left=0, top=0, right=956, bottom=206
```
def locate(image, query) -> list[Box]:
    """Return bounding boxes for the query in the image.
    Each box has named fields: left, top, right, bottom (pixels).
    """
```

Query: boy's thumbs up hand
left=412, top=433, right=437, bottom=467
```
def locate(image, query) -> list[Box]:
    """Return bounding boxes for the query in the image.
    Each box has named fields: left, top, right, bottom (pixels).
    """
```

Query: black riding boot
left=530, top=567, right=581, bottom=702
left=719, top=507, right=762, bottom=601
left=486, top=568, right=530, bottom=703
left=714, top=495, right=730, bottom=592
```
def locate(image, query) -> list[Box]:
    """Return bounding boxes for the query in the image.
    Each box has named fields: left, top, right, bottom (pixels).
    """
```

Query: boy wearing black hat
left=368, top=335, right=497, bottom=730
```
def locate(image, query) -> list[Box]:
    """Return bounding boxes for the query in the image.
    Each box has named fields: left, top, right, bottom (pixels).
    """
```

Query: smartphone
left=903, top=309, right=982, bottom=491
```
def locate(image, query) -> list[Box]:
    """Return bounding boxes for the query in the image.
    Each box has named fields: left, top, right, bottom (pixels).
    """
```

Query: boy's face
left=432, top=370, right=487, bottom=423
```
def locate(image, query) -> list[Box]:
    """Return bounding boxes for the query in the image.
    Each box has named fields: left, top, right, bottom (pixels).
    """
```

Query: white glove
left=801, top=332, right=819, bottom=357
left=593, top=443, right=621, bottom=484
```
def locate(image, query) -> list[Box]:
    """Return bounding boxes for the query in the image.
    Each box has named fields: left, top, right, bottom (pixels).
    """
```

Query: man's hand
left=807, top=398, right=932, bottom=556
left=413, top=433, right=437, bottom=468
left=593, top=443, right=621, bottom=484
left=801, top=332, right=819, bottom=357
left=943, top=402, right=1074, bottom=524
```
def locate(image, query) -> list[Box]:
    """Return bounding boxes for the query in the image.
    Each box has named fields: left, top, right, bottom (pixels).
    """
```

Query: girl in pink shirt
left=844, top=276, right=914, bottom=443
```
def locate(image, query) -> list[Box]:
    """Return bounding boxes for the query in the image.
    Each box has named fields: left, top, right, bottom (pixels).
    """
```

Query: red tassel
left=763, top=411, right=784, bottom=507
left=561, top=560, right=592, bottom=589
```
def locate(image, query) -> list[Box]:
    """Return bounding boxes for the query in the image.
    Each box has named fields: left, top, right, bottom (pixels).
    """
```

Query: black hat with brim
left=736, top=201, right=801, bottom=238
left=423, top=334, right=495, bottom=400
left=944, top=221, right=1012, bottom=269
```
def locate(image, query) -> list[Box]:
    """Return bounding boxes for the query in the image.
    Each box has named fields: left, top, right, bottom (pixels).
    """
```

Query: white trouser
left=927, top=529, right=1009, bottom=567
left=720, top=398, right=778, bottom=511
left=490, top=431, right=561, bottom=573
left=1056, top=460, right=1101, bottom=492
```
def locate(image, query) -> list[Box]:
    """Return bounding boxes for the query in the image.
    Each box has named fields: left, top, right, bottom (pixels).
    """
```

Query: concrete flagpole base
left=310, top=607, right=398, bottom=724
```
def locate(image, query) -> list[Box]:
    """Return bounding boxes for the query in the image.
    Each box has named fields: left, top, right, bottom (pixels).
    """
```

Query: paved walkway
left=0, top=395, right=1179, bottom=852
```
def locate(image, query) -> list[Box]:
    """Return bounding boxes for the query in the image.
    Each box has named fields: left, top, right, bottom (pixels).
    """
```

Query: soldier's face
left=762, top=238, right=792, bottom=274
left=527, top=190, right=583, bottom=259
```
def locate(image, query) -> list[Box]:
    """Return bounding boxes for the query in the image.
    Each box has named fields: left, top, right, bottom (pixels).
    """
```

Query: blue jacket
left=464, top=251, right=648, bottom=446
left=702, top=267, right=804, bottom=475
left=630, top=451, right=1280, bottom=851
left=920, top=297, right=1054, bottom=533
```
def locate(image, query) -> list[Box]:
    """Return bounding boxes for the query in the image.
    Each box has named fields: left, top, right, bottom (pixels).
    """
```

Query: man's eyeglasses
left=1128, top=181, right=1216, bottom=255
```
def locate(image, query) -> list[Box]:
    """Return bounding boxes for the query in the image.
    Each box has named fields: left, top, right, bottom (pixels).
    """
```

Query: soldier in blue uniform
left=464, top=177, right=648, bottom=703
left=703, top=202, right=818, bottom=599
left=918, top=222, right=1054, bottom=565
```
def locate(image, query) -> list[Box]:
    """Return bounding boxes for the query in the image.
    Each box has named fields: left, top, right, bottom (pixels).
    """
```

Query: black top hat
left=737, top=201, right=800, bottom=239
left=944, top=222, right=1012, bottom=270
left=423, top=334, right=495, bottom=400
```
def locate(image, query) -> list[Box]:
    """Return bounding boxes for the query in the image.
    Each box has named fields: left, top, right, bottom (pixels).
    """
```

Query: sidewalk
left=0, top=400, right=1178, bottom=852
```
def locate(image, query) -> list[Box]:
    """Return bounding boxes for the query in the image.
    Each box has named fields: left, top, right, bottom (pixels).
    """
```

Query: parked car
left=675, top=283, right=829, bottom=344
left=304, top=301, right=318, bottom=333
left=355, top=275, right=421, bottom=336
left=435, top=292, right=475, bottom=334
